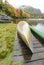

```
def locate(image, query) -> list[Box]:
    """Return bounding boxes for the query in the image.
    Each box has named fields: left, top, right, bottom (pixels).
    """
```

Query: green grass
left=13, top=62, right=23, bottom=65
left=0, top=53, right=12, bottom=65
left=0, top=23, right=17, bottom=65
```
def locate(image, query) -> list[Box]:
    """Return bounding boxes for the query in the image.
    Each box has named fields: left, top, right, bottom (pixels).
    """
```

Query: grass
left=13, top=62, right=23, bottom=65
left=0, top=53, right=12, bottom=65
left=0, top=23, right=17, bottom=65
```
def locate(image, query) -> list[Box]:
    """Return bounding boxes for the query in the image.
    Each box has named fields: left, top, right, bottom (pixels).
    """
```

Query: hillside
left=20, top=5, right=43, bottom=18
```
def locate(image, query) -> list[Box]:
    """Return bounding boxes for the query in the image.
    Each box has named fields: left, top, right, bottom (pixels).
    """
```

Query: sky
left=3, top=0, right=44, bottom=13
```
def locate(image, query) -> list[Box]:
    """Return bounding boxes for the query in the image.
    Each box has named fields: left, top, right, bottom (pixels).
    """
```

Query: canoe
left=30, top=26, right=44, bottom=40
left=17, top=21, right=33, bottom=53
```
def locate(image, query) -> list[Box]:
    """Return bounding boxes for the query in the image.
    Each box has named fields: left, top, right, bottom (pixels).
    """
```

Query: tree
left=0, top=2, right=3, bottom=11
left=20, top=9, right=23, bottom=17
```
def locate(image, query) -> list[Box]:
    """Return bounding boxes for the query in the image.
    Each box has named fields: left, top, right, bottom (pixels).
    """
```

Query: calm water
left=26, top=19, right=44, bottom=33
left=34, top=23, right=44, bottom=33
left=27, top=19, right=44, bottom=25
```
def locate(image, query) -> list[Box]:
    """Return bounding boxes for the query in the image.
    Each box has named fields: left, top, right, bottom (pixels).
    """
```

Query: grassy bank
left=0, top=23, right=17, bottom=65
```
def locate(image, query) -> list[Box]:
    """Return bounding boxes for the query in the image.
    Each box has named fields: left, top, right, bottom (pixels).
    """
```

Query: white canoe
left=17, top=21, right=33, bottom=53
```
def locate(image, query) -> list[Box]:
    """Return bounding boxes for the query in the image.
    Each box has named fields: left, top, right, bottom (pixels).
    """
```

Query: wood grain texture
left=12, top=32, right=44, bottom=65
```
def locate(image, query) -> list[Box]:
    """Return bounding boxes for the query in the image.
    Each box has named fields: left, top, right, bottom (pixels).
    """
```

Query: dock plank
left=12, top=33, right=44, bottom=65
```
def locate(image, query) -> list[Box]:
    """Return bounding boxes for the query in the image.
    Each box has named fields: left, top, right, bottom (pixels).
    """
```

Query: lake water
left=26, top=19, right=44, bottom=33
left=27, top=19, right=44, bottom=25
left=33, top=23, right=44, bottom=33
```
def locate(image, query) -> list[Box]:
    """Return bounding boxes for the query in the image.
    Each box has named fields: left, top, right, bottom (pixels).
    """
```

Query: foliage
left=0, top=1, right=29, bottom=19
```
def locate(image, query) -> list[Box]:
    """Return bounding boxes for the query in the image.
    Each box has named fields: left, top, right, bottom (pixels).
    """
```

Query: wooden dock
left=12, top=32, right=44, bottom=65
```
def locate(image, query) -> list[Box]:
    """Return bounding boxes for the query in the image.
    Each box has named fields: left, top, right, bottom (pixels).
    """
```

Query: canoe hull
left=17, top=21, right=33, bottom=53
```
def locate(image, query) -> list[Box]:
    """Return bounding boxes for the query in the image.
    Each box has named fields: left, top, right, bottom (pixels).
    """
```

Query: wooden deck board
left=12, top=32, right=44, bottom=65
